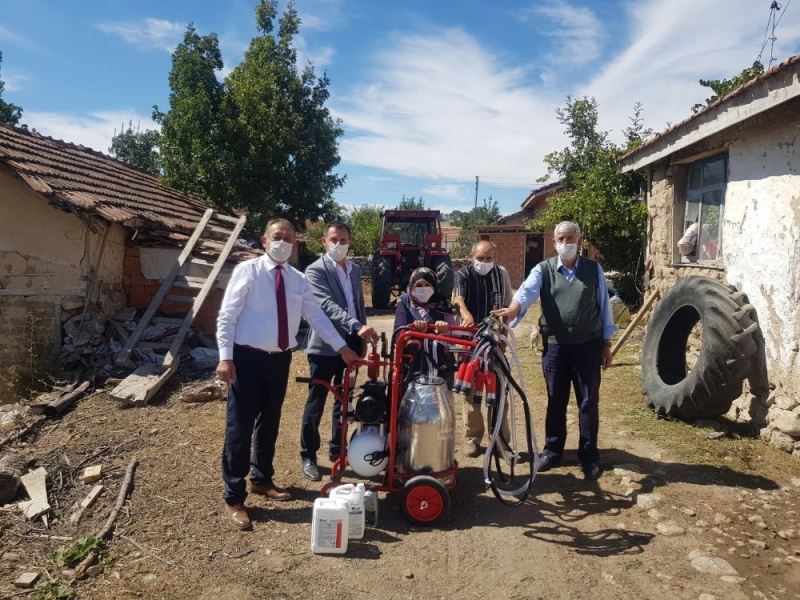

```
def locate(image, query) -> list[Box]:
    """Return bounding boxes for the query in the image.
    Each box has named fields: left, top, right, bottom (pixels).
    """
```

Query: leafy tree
left=303, top=220, right=327, bottom=255
left=691, top=61, right=764, bottom=113
left=153, top=25, right=227, bottom=204
left=531, top=96, right=649, bottom=303
left=154, top=1, right=345, bottom=234
left=0, top=51, right=23, bottom=125
left=397, top=195, right=424, bottom=210
left=448, top=198, right=501, bottom=258
left=109, top=122, right=161, bottom=175
left=223, top=0, right=345, bottom=232
left=347, top=205, right=384, bottom=256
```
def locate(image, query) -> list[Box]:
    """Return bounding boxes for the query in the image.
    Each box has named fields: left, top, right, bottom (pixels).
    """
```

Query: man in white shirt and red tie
left=216, top=218, right=359, bottom=530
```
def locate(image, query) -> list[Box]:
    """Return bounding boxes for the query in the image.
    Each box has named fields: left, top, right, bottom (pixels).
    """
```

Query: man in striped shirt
left=452, top=240, right=512, bottom=457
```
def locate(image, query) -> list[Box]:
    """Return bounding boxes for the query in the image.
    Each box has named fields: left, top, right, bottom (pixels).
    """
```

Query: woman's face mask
left=411, top=286, right=435, bottom=304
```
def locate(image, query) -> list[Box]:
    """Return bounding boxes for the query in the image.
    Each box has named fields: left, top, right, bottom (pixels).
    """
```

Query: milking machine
left=297, top=316, right=539, bottom=529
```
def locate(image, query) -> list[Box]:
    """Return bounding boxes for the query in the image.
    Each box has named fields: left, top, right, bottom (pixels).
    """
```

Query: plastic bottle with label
left=311, top=497, right=349, bottom=554
left=328, top=483, right=366, bottom=540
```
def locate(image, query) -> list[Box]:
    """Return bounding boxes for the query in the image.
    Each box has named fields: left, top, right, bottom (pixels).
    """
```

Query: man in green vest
left=493, top=221, right=615, bottom=480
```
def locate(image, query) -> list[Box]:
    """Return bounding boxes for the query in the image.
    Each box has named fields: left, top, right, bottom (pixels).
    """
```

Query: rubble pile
left=59, top=305, right=219, bottom=379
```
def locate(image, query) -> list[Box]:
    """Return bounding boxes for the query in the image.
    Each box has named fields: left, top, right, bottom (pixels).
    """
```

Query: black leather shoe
left=537, top=454, right=561, bottom=472
left=301, top=458, right=321, bottom=481
left=582, top=461, right=602, bottom=481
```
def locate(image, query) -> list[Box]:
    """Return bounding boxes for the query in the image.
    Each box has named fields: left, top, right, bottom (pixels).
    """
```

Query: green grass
left=511, top=323, right=798, bottom=482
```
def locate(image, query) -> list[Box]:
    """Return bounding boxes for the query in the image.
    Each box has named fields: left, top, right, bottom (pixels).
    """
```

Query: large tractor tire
left=431, top=255, right=454, bottom=300
left=641, top=276, right=761, bottom=420
left=372, top=255, right=393, bottom=309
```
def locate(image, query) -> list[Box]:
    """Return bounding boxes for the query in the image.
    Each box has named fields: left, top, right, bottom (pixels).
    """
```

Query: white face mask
left=267, top=239, right=293, bottom=264
left=411, top=286, right=434, bottom=304
left=326, top=242, right=349, bottom=263
left=473, top=260, right=494, bottom=276
left=555, top=242, right=578, bottom=261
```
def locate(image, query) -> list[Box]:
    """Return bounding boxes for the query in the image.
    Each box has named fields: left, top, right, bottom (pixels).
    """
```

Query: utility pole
left=474, top=176, right=479, bottom=209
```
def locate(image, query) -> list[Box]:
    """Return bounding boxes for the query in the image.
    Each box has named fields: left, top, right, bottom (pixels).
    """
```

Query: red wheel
left=401, top=476, right=450, bottom=526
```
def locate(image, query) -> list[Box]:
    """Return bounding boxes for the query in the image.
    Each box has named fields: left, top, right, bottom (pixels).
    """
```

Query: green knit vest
left=538, top=256, right=602, bottom=345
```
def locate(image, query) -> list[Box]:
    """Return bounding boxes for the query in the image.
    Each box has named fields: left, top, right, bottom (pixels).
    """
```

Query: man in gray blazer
left=301, top=221, right=378, bottom=480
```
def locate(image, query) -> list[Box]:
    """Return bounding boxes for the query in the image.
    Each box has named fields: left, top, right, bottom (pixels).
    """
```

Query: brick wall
left=476, top=232, right=527, bottom=287
left=123, top=246, right=223, bottom=335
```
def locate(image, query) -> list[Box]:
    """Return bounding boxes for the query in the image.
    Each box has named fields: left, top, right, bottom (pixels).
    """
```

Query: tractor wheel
left=432, top=255, right=454, bottom=300
left=641, top=277, right=760, bottom=420
left=372, top=255, right=393, bottom=309
left=401, top=475, right=450, bottom=526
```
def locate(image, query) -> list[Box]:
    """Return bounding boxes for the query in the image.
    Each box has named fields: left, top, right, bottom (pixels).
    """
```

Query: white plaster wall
left=723, top=123, right=800, bottom=397
left=0, top=166, right=88, bottom=295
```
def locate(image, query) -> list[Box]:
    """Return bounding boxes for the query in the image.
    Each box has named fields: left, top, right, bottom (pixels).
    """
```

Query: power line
left=755, top=0, right=792, bottom=68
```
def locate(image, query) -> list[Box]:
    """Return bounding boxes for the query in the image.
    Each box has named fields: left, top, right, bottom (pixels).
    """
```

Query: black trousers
left=299, top=353, right=346, bottom=460
left=222, top=344, right=291, bottom=505
left=540, top=337, right=604, bottom=465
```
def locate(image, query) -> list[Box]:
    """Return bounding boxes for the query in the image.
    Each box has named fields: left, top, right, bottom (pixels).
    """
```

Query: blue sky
left=1, top=0, right=799, bottom=215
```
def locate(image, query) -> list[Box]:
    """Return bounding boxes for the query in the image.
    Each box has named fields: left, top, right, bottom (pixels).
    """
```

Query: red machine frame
left=303, top=325, right=477, bottom=525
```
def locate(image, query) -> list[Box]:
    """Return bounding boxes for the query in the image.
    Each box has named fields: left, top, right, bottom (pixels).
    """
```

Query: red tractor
left=371, top=210, right=454, bottom=309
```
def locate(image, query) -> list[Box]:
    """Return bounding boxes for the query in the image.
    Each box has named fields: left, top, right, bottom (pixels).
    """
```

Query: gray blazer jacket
left=304, top=255, right=367, bottom=357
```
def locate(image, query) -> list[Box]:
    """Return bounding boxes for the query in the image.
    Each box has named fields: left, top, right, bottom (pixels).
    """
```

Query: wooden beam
left=69, top=484, right=104, bottom=525
left=109, top=362, right=179, bottom=406
left=610, top=290, right=660, bottom=358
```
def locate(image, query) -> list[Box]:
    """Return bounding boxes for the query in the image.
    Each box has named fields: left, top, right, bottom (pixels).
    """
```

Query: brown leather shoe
left=225, top=503, right=251, bottom=530
left=248, top=481, right=292, bottom=501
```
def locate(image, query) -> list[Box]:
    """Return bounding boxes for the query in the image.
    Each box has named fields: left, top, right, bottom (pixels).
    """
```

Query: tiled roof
left=621, top=54, right=800, bottom=163
left=0, top=123, right=247, bottom=255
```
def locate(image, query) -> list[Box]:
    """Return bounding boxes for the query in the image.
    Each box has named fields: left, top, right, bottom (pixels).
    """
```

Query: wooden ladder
left=111, top=209, right=246, bottom=406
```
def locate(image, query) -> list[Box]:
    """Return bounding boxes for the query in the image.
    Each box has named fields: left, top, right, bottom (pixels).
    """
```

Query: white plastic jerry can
left=328, top=483, right=366, bottom=540
left=311, top=497, right=349, bottom=554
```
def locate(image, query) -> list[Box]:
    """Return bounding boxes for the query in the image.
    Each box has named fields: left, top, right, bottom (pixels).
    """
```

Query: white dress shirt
left=329, top=255, right=357, bottom=319
left=217, top=254, right=346, bottom=361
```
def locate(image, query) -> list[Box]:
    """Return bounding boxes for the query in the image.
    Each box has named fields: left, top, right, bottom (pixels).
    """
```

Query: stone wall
left=645, top=113, right=800, bottom=456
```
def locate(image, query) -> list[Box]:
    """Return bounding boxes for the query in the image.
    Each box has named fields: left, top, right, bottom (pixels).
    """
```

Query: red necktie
left=275, top=265, right=289, bottom=351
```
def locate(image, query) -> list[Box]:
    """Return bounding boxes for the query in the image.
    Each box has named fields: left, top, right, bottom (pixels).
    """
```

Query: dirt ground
left=1, top=309, right=799, bottom=600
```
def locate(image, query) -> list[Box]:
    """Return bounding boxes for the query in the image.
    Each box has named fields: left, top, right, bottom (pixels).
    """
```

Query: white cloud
left=582, top=0, right=800, bottom=141
left=521, top=0, right=603, bottom=65
left=96, top=18, right=185, bottom=53
left=334, top=28, right=562, bottom=183
left=421, top=184, right=462, bottom=199
left=296, top=0, right=347, bottom=32
left=22, top=110, right=158, bottom=154
left=2, top=69, right=30, bottom=92
left=0, top=24, right=44, bottom=52
left=295, top=36, right=335, bottom=71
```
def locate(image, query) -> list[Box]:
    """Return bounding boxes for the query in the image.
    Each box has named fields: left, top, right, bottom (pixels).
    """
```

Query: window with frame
left=678, top=155, right=726, bottom=264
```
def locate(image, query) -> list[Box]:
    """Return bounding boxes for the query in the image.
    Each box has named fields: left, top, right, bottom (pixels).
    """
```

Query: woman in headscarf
left=393, top=267, right=458, bottom=333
